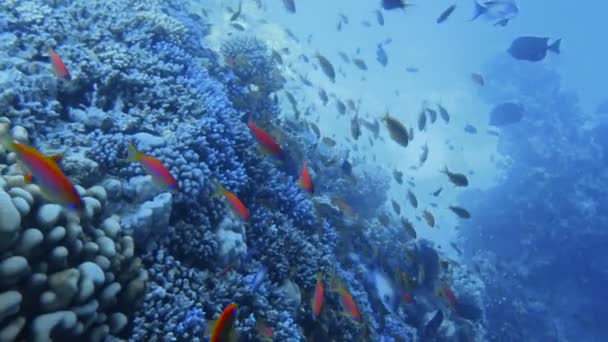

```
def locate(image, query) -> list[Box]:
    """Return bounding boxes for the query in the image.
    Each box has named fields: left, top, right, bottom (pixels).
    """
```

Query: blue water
left=0, top=0, right=606, bottom=341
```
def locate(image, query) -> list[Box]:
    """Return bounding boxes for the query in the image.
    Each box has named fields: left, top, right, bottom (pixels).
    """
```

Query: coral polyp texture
left=0, top=122, right=147, bottom=341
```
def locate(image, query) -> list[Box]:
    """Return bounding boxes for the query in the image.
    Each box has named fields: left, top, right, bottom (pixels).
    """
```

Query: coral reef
left=0, top=121, right=147, bottom=341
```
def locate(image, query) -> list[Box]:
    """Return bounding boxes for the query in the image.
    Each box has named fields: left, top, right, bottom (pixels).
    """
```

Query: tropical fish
left=312, top=273, right=324, bottom=320
left=383, top=113, right=409, bottom=147
left=214, top=182, right=251, bottom=222
left=209, top=303, right=238, bottom=342
left=315, top=53, right=336, bottom=83
left=48, top=48, right=71, bottom=80
left=471, top=73, right=484, bottom=86
left=422, top=210, right=435, bottom=228
left=338, top=286, right=361, bottom=321
left=127, top=144, right=178, bottom=192
left=438, top=284, right=458, bottom=308
left=508, top=36, right=561, bottom=62
left=441, top=167, right=469, bottom=186
left=407, top=190, right=418, bottom=209
left=322, top=137, right=336, bottom=147
left=352, top=58, right=368, bottom=71
left=299, top=161, right=314, bottom=194
left=248, top=120, right=284, bottom=160
left=24, top=153, right=63, bottom=184
left=256, top=320, right=273, bottom=341
left=382, top=0, right=413, bottom=11
left=1, top=136, right=82, bottom=210
left=449, top=205, right=471, bottom=219
left=437, top=4, right=456, bottom=23
left=282, top=0, right=296, bottom=13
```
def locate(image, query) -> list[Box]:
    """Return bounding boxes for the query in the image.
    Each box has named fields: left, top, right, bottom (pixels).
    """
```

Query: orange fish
left=25, top=153, right=63, bottom=184
left=312, top=273, right=324, bottom=320
left=127, top=144, right=178, bottom=192
left=1, top=136, right=82, bottom=210
left=471, top=73, right=484, bottom=86
left=338, top=286, right=361, bottom=322
left=48, top=48, right=71, bottom=80
left=210, top=303, right=238, bottom=342
left=299, top=161, right=314, bottom=194
left=439, top=284, right=457, bottom=308
left=248, top=119, right=284, bottom=160
left=215, top=182, right=251, bottom=222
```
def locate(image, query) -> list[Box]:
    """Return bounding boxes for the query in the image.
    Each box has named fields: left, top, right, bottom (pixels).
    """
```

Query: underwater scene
left=0, top=0, right=606, bottom=341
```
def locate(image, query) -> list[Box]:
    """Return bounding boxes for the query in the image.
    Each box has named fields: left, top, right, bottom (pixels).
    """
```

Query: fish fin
left=127, top=143, right=142, bottom=162
left=470, top=1, right=486, bottom=21
left=548, top=38, right=561, bottom=54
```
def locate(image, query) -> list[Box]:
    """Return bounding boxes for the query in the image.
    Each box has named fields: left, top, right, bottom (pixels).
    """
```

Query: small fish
left=249, top=266, right=268, bottom=292
left=437, top=4, right=456, bottom=23
left=391, top=199, right=401, bottom=215
left=376, top=43, right=388, bottom=66
left=230, top=23, right=246, bottom=31
left=408, top=127, right=414, bottom=142
left=209, top=303, right=238, bottom=342
left=438, top=104, right=450, bottom=123
left=1, top=136, right=82, bottom=210
left=322, top=137, right=336, bottom=147
left=407, top=190, right=418, bottom=209
left=315, top=53, right=336, bottom=83
left=312, top=273, right=324, bottom=320
left=508, top=36, right=561, bottom=62
left=471, top=73, right=484, bottom=86
left=299, top=161, right=314, bottom=194
left=128, top=144, right=178, bottom=192
left=383, top=113, right=409, bottom=147
left=361, top=118, right=380, bottom=139
left=271, top=50, right=283, bottom=65
left=450, top=242, right=463, bottom=255
left=48, top=48, right=71, bottom=80
left=351, top=115, right=361, bottom=140
left=415, top=110, right=426, bottom=132
left=441, top=167, right=469, bottom=187
left=401, top=218, right=417, bottom=238
left=494, top=18, right=510, bottom=27
left=432, top=187, right=443, bottom=197
left=403, top=292, right=416, bottom=304
left=24, top=153, right=63, bottom=184
left=352, top=58, right=368, bottom=71
left=405, top=67, right=419, bottom=73
left=229, top=1, right=242, bottom=21
left=382, top=0, right=413, bottom=11
left=214, top=182, right=251, bottom=222
left=449, top=205, right=471, bottom=219
left=338, top=286, right=361, bottom=321
left=422, top=210, right=435, bottom=228
left=346, top=99, right=357, bottom=112
left=464, top=124, right=477, bottom=134
left=438, top=284, right=458, bottom=308
left=423, top=310, right=444, bottom=339
left=471, top=0, right=519, bottom=22
left=318, top=89, right=328, bottom=105
left=248, top=120, right=284, bottom=160
left=298, top=74, right=313, bottom=87
left=393, top=170, right=403, bottom=184
left=336, top=99, right=346, bottom=115
left=378, top=212, right=391, bottom=227
left=309, top=122, right=321, bottom=139
left=361, top=20, right=372, bottom=27
left=419, top=143, right=428, bottom=166
left=426, top=108, right=437, bottom=124
left=375, top=10, right=385, bottom=25
left=332, top=198, right=357, bottom=219
left=341, top=159, right=352, bottom=175
left=282, top=0, right=296, bottom=13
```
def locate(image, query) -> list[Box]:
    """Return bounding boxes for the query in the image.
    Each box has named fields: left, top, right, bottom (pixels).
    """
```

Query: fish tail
left=470, top=1, right=486, bottom=21
left=127, top=143, right=142, bottom=162
left=548, top=38, right=561, bottom=54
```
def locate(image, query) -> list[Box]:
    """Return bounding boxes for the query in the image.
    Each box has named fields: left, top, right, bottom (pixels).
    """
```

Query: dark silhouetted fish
left=407, top=190, right=418, bottom=209
left=438, top=104, right=450, bottom=123
left=230, top=1, right=242, bottom=21
left=282, top=0, right=296, bottom=13
left=382, top=0, right=412, bottom=10
left=393, top=170, right=403, bottom=184
left=432, top=187, right=443, bottom=196
left=338, top=51, right=350, bottom=63
left=464, top=124, right=477, bottom=134
left=351, top=115, right=361, bottom=140
left=449, top=205, right=471, bottom=219
left=376, top=43, right=388, bottom=67
left=489, top=102, right=524, bottom=126
left=392, top=200, right=401, bottom=215
left=441, top=167, right=468, bottom=187
left=318, top=89, right=328, bottom=105
left=375, top=10, right=385, bottom=25
left=336, top=99, right=346, bottom=115
left=508, top=36, right=561, bottom=62
left=315, top=53, right=336, bottom=83
left=417, top=109, right=427, bottom=131
left=230, top=23, right=245, bottom=31
left=383, top=113, right=409, bottom=147
left=271, top=50, right=283, bottom=65
left=437, top=4, right=456, bottom=23
left=426, top=108, right=437, bottom=124
left=405, top=67, right=419, bottom=73
left=424, top=310, right=444, bottom=339
left=353, top=58, right=368, bottom=71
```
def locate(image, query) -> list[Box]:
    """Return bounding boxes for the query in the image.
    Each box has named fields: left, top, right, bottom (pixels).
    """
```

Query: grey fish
left=419, top=143, right=428, bottom=166
left=508, top=36, right=561, bottom=62
left=382, top=0, right=412, bottom=10
left=407, top=190, right=418, bottom=209
left=376, top=43, right=388, bottom=67
left=441, top=167, right=469, bottom=186
left=383, top=113, right=409, bottom=147
left=322, top=137, right=336, bottom=147
left=351, top=115, right=361, bottom=140
left=426, top=108, right=437, bottom=124
left=229, top=1, right=243, bottom=21
left=361, top=119, right=380, bottom=138
left=285, top=29, right=299, bottom=42
left=438, top=104, right=450, bottom=123
left=338, top=51, right=351, bottom=63
left=471, top=0, right=519, bottom=23
left=408, top=127, right=414, bottom=142
left=405, top=67, right=419, bottom=73
left=401, top=218, right=417, bottom=238
left=422, top=210, right=435, bottom=228
left=464, top=124, right=477, bottom=134
left=346, top=99, right=357, bottom=112
left=315, top=53, right=336, bottom=83
left=393, top=170, right=403, bottom=184
left=449, top=205, right=471, bottom=219
left=362, top=20, right=372, bottom=27
left=437, top=4, right=456, bottom=23
left=318, top=89, right=328, bottom=105
left=282, top=0, right=296, bottom=13
left=271, top=50, right=283, bottom=65
left=375, top=10, right=385, bottom=26
left=309, top=122, right=321, bottom=139
left=336, top=99, right=346, bottom=115
left=432, top=188, right=442, bottom=196
left=353, top=58, right=368, bottom=71
left=230, top=23, right=245, bottom=31
left=417, top=108, right=427, bottom=131
left=392, top=200, right=401, bottom=215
